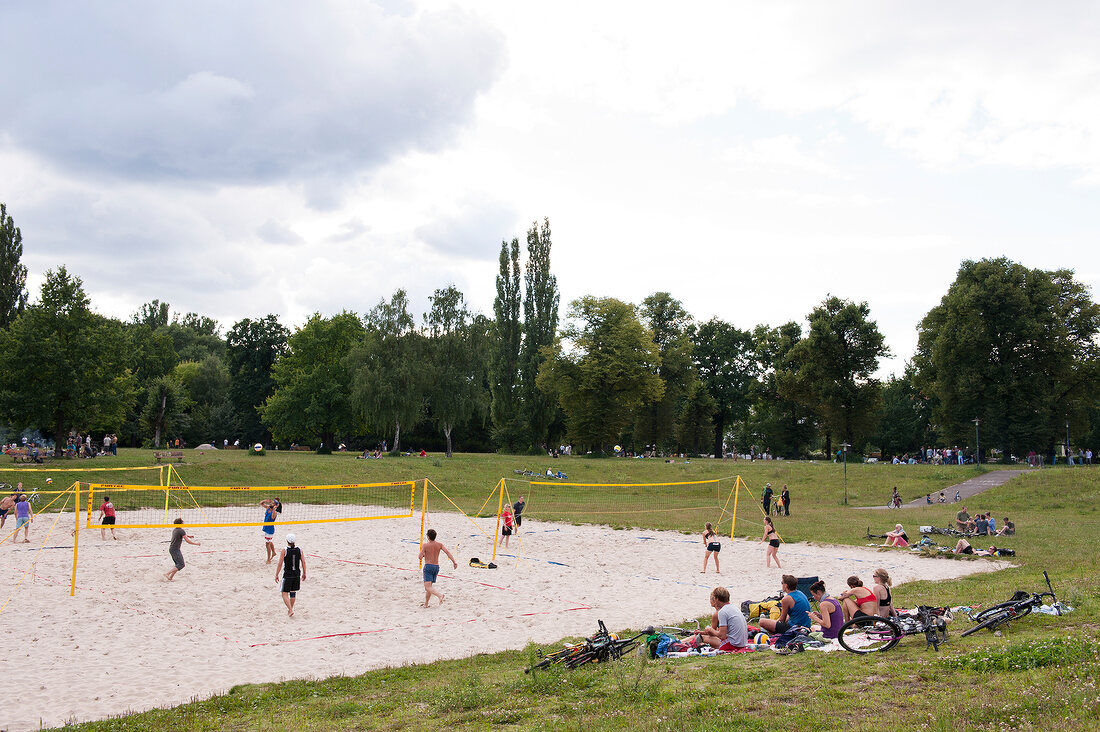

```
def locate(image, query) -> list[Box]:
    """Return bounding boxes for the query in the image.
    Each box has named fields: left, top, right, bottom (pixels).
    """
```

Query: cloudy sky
left=2, top=1, right=1098, bottom=376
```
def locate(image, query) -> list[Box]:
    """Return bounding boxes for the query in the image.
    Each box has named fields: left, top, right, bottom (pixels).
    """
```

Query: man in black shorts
left=165, top=518, right=200, bottom=580
left=513, top=496, right=525, bottom=532
left=275, top=533, right=306, bottom=616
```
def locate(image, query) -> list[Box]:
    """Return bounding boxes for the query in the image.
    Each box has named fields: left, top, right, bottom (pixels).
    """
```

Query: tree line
left=1, top=202, right=1098, bottom=461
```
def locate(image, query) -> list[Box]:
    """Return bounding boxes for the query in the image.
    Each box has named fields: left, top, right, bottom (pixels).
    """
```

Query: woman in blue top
left=759, top=575, right=812, bottom=635
left=260, top=498, right=282, bottom=563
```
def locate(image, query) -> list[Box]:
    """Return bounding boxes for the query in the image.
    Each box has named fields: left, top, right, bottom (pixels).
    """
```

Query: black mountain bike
left=838, top=606, right=952, bottom=653
left=959, top=572, right=1057, bottom=637
left=525, top=621, right=652, bottom=673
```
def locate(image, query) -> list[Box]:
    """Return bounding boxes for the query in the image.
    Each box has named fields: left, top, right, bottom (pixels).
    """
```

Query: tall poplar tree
left=521, top=218, right=559, bottom=450
left=489, top=238, right=524, bottom=450
left=0, top=203, right=28, bottom=329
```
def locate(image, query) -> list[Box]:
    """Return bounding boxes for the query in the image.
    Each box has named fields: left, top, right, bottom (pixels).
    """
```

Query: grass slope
left=30, top=451, right=1100, bottom=731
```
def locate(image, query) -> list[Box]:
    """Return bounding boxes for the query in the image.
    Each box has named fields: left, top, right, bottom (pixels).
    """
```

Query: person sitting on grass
left=882, top=524, right=909, bottom=548
left=954, top=538, right=974, bottom=555
left=688, top=586, right=747, bottom=651
left=838, top=576, right=879, bottom=621
left=758, top=575, right=812, bottom=637
left=996, top=518, right=1015, bottom=536
left=807, top=580, right=843, bottom=640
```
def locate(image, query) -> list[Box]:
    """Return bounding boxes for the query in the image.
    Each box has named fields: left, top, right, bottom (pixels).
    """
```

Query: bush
left=248, top=445, right=265, bottom=456
left=316, top=446, right=332, bottom=455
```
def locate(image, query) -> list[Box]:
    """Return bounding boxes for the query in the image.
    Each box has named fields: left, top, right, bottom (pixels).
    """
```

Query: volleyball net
left=81, top=479, right=417, bottom=529
left=420, top=475, right=753, bottom=563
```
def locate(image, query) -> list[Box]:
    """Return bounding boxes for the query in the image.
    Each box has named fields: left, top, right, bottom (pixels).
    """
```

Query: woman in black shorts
left=701, top=522, right=721, bottom=574
left=762, top=516, right=781, bottom=568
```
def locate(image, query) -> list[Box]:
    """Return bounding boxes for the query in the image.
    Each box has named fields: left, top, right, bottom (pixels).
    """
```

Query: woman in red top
left=98, top=495, right=117, bottom=540
left=501, top=505, right=514, bottom=549
left=838, top=575, right=879, bottom=621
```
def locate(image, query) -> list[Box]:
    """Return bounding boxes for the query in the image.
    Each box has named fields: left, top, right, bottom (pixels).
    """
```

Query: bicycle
left=524, top=621, right=653, bottom=673
left=837, top=606, right=953, bottom=653
left=959, top=572, right=1058, bottom=637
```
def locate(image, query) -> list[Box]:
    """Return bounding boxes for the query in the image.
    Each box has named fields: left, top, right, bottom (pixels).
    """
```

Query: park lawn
left=39, top=454, right=1100, bottom=731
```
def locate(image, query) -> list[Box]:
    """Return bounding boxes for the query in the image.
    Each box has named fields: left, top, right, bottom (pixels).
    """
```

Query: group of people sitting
left=685, top=571, right=896, bottom=652
left=955, top=506, right=1014, bottom=537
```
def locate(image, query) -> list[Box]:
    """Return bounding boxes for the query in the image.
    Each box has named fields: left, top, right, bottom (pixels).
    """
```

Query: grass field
left=12, top=450, right=1098, bottom=731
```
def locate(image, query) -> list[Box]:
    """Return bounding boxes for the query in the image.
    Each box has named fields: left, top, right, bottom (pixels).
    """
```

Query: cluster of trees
left=1, top=200, right=1098, bottom=461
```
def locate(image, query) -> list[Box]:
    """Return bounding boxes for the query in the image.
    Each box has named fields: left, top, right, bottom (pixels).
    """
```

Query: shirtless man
left=417, top=528, right=457, bottom=607
left=0, top=490, right=16, bottom=529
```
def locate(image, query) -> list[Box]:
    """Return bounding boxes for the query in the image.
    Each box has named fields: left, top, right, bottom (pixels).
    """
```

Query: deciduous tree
left=489, top=238, right=525, bottom=450
left=537, top=296, right=663, bottom=451
left=914, top=258, right=1100, bottom=460
left=0, top=203, right=28, bottom=329
left=521, top=218, right=560, bottom=450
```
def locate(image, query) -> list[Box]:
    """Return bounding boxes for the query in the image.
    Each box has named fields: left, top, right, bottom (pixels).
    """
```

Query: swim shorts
left=707, top=542, right=721, bottom=552
left=281, top=575, right=301, bottom=593
left=170, top=548, right=185, bottom=570
left=423, top=563, right=440, bottom=583
left=769, top=539, right=780, bottom=548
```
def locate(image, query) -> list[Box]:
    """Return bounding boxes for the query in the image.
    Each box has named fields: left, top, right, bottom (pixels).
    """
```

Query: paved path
left=856, top=470, right=1022, bottom=510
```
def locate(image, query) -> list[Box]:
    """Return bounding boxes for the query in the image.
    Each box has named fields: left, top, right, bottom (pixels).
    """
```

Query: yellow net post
left=418, top=478, right=427, bottom=569
left=70, top=481, right=80, bottom=596
left=491, top=478, right=504, bottom=562
left=730, top=476, right=742, bottom=539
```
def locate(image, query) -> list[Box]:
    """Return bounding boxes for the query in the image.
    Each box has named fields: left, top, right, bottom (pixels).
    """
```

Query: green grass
left=30, top=451, right=1100, bottom=731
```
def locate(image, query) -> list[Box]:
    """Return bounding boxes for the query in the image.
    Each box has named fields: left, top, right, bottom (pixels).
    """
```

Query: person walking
left=275, top=533, right=306, bottom=617
left=418, top=528, right=457, bottom=607
left=761, top=483, right=773, bottom=515
left=165, top=518, right=200, bottom=580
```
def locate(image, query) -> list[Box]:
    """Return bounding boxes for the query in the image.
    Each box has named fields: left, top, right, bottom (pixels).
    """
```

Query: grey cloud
left=415, top=200, right=520, bottom=260
left=327, top=218, right=370, bottom=244
left=256, top=220, right=305, bottom=246
left=0, top=2, right=506, bottom=186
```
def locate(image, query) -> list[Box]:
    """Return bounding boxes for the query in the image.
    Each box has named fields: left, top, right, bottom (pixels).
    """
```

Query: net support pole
left=491, top=478, right=504, bottom=562
left=418, top=478, right=428, bottom=569
left=70, top=481, right=81, bottom=596
left=730, top=476, right=741, bottom=539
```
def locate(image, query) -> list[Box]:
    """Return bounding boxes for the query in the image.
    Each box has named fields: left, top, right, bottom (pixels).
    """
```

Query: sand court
left=2, top=506, right=1007, bottom=732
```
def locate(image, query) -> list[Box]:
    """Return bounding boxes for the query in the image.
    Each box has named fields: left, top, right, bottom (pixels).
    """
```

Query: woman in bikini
left=762, top=516, right=781, bottom=568
left=701, top=522, right=721, bottom=573
left=838, top=575, right=879, bottom=621
left=871, top=568, right=895, bottom=618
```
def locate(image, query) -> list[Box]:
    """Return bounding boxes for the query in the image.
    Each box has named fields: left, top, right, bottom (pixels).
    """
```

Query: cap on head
left=286, top=533, right=296, bottom=544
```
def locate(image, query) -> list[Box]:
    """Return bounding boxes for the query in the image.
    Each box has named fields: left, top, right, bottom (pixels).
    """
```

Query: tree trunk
left=154, top=393, right=167, bottom=448
left=393, top=420, right=401, bottom=454
left=713, top=415, right=726, bottom=458
left=444, top=424, right=453, bottom=458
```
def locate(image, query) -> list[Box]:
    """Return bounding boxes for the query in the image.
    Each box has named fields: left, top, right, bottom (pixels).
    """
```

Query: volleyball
left=614, top=445, right=621, bottom=453
left=254, top=443, right=263, bottom=452
left=754, top=632, right=770, bottom=645
left=45, top=478, right=53, bottom=484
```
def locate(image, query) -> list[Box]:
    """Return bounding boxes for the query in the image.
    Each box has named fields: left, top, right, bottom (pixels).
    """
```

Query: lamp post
left=973, top=418, right=980, bottom=465
left=841, top=442, right=851, bottom=505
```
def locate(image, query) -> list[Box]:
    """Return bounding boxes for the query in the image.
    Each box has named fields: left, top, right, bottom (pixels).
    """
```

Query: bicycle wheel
left=959, top=609, right=1014, bottom=637
left=838, top=616, right=902, bottom=653
left=607, top=639, right=640, bottom=660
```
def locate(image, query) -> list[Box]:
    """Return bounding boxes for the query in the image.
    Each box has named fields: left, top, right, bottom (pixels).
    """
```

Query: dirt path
left=856, top=469, right=1022, bottom=510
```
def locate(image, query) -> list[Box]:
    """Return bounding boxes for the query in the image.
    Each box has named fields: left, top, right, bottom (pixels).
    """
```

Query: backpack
left=741, top=598, right=782, bottom=621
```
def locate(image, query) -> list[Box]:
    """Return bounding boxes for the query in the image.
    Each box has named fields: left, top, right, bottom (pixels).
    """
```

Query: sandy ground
left=1, top=506, right=1007, bottom=732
